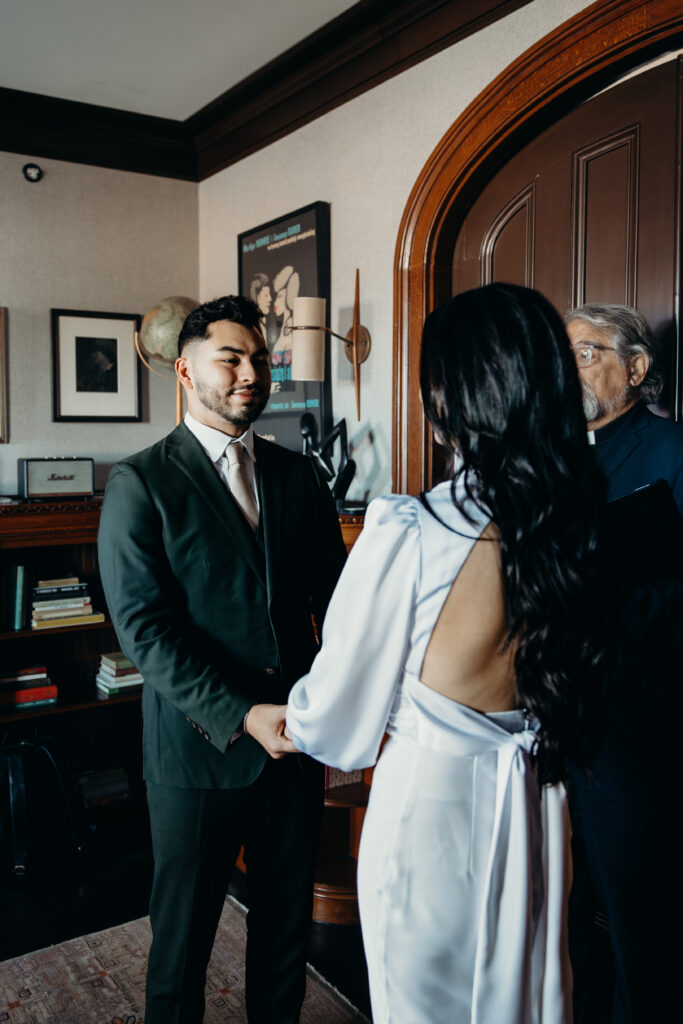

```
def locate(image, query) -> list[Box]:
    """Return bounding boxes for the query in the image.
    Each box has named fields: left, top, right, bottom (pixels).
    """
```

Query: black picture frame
left=238, top=201, right=331, bottom=450
left=51, top=309, right=142, bottom=422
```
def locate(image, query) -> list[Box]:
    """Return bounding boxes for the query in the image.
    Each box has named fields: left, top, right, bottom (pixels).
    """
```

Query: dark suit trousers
left=145, top=755, right=324, bottom=1024
left=568, top=696, right=677, bottom=1024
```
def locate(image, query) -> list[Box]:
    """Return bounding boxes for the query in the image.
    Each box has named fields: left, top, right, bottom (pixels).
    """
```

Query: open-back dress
left=286, top=481, right=572, bottom=1023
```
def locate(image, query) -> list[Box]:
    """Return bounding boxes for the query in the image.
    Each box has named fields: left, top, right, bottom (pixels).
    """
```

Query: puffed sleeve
left=286, top=494, right=420, bottom=770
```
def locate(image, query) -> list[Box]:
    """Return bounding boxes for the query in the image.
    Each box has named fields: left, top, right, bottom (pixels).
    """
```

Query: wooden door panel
left=572, top=127, right=639, bottom=307
left=452, top=60, right=679, bottom=337
left=481, top=183, right=535, bottom=288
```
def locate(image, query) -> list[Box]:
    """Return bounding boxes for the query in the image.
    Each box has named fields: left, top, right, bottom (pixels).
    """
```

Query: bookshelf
left=0, top=501, right=368, bottom=920
left=0, top=499, right=127, bottom=721
left=0, top=499, right=146, bottom=878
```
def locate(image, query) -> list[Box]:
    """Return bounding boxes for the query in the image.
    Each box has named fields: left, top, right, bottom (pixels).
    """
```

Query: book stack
left=0, top=665, right=58, bottom=710
left=96, top=651, right=143, bottom=697
left=31, top=574, right=105, bottom=630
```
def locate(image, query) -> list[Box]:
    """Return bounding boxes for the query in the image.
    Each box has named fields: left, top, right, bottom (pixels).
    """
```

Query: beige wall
left=0, top=0, right=593, bottom=500
left=0, top=153, right=198, bottom=495
left=198, top=0, right=593, bottom=501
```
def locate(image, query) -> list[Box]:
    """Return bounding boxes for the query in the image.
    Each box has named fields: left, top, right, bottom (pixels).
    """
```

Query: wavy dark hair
left=178, top=294, right=262, bottom=356
left=420, top=283, right=609, bottom=785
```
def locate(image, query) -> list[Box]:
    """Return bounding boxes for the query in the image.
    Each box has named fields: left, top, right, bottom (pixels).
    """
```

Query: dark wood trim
left=188, top=0, right=534, bottom=180
left=0, top=0, right=531, bottom=181
left=674, top=55, right=683, bottom=420
left=0, top=87, right=196, bottom=180
left=393, top=0, right=683, bottom=496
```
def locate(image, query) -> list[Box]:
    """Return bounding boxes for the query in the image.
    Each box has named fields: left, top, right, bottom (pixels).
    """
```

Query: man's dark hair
left=177, top=295, right=263, bottom=356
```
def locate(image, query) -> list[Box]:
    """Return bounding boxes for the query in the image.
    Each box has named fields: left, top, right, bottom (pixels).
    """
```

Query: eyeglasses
left=571, top=343, right=613, bottom=368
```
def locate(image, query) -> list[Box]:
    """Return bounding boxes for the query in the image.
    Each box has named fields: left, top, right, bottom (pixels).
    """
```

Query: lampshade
left=292, top=297, right=326, bottom=381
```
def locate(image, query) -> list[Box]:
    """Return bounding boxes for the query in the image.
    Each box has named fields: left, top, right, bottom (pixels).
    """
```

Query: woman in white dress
left=257, top=284, right=607, bottom=1022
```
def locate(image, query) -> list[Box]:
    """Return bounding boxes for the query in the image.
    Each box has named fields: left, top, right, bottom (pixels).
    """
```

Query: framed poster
left=51, top=309, right=142, bottom=422
left=238, top=201, right=331, bottom=449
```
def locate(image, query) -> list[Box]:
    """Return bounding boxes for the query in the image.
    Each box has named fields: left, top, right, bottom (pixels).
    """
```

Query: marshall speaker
left=18, top=457, right=95, bottom=499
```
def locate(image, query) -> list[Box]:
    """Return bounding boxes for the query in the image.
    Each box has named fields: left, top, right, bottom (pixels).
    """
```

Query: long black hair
left=420, top=283, right=608, bottom=785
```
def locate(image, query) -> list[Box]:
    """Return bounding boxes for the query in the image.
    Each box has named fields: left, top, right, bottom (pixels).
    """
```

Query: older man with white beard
left=564, top=303, right=683, bottom=1024
left=566, top=303, right=683, bottom=511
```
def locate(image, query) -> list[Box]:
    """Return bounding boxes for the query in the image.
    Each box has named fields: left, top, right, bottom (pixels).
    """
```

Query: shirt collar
left=591, top=401, right=642, bottom=447
left=184, top=412, right=256, bottom=464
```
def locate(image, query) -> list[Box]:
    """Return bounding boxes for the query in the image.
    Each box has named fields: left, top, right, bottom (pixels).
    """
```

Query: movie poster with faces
left=238, top=202, right=331, bottom=450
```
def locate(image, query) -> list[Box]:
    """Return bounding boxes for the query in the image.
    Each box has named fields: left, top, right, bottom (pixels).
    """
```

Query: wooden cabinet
left=311, top=514, right=369, bottom=925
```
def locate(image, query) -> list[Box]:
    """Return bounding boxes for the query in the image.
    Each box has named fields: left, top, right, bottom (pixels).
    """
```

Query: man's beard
left=581, top=380, right=635, bottom=424
left=195, top=380, right=269, bottom=427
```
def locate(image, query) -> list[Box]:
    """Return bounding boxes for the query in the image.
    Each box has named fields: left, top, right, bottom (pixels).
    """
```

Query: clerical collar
left=589, top=401, right=642, bottom=447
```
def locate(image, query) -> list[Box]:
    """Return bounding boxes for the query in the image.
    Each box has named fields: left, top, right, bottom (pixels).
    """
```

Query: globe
left=138, top=296, right=198, bottom=368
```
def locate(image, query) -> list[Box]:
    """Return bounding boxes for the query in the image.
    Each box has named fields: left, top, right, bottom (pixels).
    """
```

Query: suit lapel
left=595, top=403, right=650, bottom=481
left=167, top=423, right=266, bottom=586
left=254, top=436, right=284, bottom=605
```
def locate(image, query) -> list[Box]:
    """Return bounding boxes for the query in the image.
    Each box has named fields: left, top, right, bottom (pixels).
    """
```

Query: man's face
left=567, top=320, right=639, bottom=430
left=177, top=320, right=271, bottom=436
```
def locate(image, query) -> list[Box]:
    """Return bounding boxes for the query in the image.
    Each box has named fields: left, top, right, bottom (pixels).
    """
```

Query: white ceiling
left=0, top=0, right=359, bottom=121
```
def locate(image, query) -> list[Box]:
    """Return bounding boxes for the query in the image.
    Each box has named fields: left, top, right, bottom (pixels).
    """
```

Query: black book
left=605, top=478, right=683, bottom=586
left=31, top=582, right=90, bottom=599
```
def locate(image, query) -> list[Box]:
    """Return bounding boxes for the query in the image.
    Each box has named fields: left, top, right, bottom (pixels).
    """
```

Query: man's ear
left=628, top=352, right=648, bottom=388
left=176, top=356, right=194, bottom=391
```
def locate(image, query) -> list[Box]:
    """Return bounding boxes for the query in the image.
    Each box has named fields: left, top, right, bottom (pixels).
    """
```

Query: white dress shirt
left=184, top=412, right=259, bottom=510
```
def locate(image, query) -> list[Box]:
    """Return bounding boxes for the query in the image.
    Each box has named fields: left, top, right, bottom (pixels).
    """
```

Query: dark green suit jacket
left=98, top=422, right=346, bottom=790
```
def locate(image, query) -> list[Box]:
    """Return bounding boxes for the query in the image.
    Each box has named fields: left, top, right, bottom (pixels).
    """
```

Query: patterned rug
left=0, top=898, right=368, bottom=1023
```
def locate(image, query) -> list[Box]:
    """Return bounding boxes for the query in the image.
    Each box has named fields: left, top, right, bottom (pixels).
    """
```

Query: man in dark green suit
left=98, top=295, right=346, bottom=1024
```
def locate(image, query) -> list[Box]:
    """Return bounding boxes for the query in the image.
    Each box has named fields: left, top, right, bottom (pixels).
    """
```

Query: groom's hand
left=245, top=703, right=297, bottom=759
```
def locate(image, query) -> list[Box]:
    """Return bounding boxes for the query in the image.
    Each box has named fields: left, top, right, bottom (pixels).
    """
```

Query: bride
left=255, top=284, right=608, bottom=1023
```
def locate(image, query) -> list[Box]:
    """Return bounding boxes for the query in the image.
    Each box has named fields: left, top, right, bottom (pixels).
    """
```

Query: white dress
left=286, top=482, right=572, bottom=1024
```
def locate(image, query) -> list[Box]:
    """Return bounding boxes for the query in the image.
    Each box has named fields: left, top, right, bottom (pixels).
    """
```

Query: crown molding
left=188, top=0, right=533, bottom=180
left=0, top=0, right=530, bottom=182
left=0, top=86, right=196, bottom=180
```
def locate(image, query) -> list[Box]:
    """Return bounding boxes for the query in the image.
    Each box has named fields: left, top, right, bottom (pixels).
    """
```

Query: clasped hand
left=245, top=703, right=298, bottom=759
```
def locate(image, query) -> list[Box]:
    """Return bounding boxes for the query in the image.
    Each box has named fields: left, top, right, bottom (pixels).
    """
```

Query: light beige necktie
left=224, top=442, right=259, bottom=532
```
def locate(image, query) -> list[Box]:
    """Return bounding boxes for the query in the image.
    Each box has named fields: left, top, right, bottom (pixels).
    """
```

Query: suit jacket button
left=265, top=666, right=276, bottom=675
left=205, top=733, right=211, bottom=742
left=185, top=715, right=191, bottom=722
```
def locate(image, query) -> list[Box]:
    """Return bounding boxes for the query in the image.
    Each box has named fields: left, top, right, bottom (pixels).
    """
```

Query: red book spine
left=0, top=684, right=58, bottom=705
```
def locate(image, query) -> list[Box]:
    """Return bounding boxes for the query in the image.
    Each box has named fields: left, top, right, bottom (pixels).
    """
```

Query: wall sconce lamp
left=291, top=270, right=371, bottom=420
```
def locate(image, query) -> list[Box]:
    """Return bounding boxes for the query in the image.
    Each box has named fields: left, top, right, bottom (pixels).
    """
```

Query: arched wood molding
left=393, top=0, right=683, bottom=495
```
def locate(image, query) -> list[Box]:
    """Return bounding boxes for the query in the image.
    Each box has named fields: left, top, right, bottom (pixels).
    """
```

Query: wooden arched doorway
left=393, top=0, right=683, bottom=495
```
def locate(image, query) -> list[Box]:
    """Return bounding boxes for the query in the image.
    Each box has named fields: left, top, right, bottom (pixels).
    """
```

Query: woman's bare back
left=419, top=523, right=517, bottom=712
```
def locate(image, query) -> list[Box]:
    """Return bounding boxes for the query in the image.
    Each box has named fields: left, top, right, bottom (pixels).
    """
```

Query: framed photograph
left=238, top=201, right=331, bottom=449
left=51, top=309, right=142, bottom=422
left=0, top=307, right=8, bottom=443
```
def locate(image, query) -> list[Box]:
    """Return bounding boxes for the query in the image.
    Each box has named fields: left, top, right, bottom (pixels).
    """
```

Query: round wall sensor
left=23, top=163, right=43, bottom=183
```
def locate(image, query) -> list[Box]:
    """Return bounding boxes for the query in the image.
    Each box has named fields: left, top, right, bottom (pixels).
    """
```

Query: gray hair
left=565, top=303, right=663, bottom=403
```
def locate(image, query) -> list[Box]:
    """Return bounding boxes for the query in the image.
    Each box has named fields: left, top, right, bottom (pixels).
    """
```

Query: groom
left=98, top=294, right=346, bottom=1023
